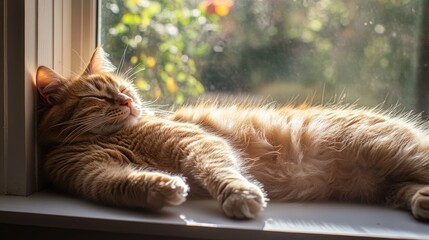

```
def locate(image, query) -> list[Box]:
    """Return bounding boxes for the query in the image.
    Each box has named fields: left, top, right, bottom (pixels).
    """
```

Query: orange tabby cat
left=37, top=47, right=429, bottom=220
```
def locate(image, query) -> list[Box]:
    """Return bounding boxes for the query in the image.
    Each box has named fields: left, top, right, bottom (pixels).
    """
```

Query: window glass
left=99, top=0, right=420, bottom=110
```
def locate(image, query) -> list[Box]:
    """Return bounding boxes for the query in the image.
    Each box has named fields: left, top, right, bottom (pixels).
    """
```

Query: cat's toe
left=411, top=187, right=429, bottom=220
left=162, top=176, right=189, bottom=205
left=147, top=175, right=189, bottom=209
left=221, top=182, right=267, bottom=219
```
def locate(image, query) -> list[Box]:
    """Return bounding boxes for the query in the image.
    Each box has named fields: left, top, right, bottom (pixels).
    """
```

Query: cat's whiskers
left=117, top=45, right=129, bottom=74
left=52, top=115, right=104, bottom=128
left=62, top=126, right=87, bottom=143
left=58, top=117, right=103, bottom=134
left=56, top=119, right=105, bottom=139
left=72, top=49, right=89, bottom=72
left=63, top=119, right=107, bottom=143
left=123, top=64, right=143, bottom=80
left=125, top=67, right=146, bottom=82
left=56, top=114, right=106, bottom=143
left=137, top=98, right=171, bottom=116
left=57, top=122, right=97, bottom=138
left=61, top=121, right=97, bottom=141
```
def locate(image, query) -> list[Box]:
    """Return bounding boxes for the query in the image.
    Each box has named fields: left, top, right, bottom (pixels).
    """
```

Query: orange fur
left=37, top=47, right=429, bottom=220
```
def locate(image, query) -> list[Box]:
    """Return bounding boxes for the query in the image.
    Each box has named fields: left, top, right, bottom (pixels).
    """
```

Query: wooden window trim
left=1, top=0, right=97, bottom=196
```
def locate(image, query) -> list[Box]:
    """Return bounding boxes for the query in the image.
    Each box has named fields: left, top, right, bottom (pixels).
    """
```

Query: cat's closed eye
left=83, top=95, right=113, bottom=102
left=119, top=87, right=128, bottom=93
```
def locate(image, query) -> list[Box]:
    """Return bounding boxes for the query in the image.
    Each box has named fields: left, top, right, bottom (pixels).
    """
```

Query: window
left=1, top=1, right=429, bottom=239
left=99, top=0, right=423, bottom=114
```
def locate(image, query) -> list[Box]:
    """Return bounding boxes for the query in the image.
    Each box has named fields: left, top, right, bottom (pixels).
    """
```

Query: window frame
left=1, top=0, right=37, bottom=196
left=0, top=0, right=5, bottom=195
left=0, top=0, right=97, bottom=196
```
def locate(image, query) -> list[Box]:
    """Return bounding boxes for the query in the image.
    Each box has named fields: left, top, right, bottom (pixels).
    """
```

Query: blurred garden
left=99, top=0, right=421, bottom=110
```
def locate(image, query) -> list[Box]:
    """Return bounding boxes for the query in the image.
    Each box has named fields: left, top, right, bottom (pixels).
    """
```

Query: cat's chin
left=130, top=106, right=141, bottom=118
left=117, top=105, right=141, bottom=125
left=98, top=118, right=139, bottom=135
left=123, top=114, right=140, bottom=127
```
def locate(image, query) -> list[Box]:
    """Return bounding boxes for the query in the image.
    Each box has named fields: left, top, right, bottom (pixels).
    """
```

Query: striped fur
left=37, top=48, right=429, bottom=219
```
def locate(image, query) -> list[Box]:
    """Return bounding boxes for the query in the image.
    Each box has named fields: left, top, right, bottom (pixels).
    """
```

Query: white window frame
left=1, top=0, right=97, bottom=196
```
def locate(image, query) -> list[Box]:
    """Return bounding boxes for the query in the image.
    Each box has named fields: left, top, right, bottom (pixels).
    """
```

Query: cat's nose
left=119, top=93, right=133, bottom=107
left=121, top=98, right=132, bottom=108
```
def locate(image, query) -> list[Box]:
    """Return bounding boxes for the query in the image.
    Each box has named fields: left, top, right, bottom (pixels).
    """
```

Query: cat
left=37, top=47, right=429, bottom=220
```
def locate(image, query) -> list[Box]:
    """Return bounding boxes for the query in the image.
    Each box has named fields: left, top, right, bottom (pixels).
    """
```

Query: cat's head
left=37, top=47, right=152, bottom=144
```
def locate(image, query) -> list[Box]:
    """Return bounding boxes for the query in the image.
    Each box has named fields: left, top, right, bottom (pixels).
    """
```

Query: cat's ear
left=36, top=66, right=67, bottom=105
left=84, top=47, right=116, bottom=75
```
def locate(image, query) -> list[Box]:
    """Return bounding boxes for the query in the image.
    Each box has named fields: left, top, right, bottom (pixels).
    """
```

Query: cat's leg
left=180, top=135, right=267, bottom=218
left=45, top=150, right=188, bottom=210
left=137, top=119, right=267, bottom=218
left=386, top=183, right=429, bottom=220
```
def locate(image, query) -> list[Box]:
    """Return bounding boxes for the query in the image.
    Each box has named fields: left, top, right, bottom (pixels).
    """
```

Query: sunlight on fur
left=37, top=47, right=429, bottom=220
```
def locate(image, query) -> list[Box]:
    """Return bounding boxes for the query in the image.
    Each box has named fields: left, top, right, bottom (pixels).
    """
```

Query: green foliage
left=199, top=0, right=419, bottom=109
left=100, top=0, right=221, bottom=104
left=101, top=0, right=420, bottom=110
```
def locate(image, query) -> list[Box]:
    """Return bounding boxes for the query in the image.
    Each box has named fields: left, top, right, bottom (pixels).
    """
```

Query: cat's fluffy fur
left=37, top=47, right=429, bottom=220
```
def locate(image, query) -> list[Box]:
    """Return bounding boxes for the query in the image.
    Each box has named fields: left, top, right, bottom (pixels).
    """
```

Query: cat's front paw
left=146, top=175, right=189, bottom=210
left=220, top=181, right=267, bottom=219
left=411, top=187, right=429, bottom=220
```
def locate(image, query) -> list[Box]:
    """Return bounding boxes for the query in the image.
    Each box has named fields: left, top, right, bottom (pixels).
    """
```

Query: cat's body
left=37, top=48, right=429, bottom=220
left=174, top=104, right=429, bottom=203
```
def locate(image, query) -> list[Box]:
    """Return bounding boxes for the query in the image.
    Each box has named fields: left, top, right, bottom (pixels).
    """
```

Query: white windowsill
left=0, top=190, right=428, bottom=239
